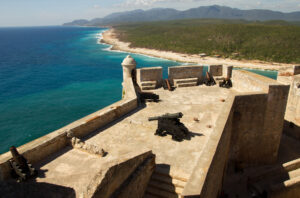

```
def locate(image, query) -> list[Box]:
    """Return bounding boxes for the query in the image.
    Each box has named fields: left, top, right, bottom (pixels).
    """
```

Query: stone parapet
left=136, top=67, right=163, bottom=88
left=223, top=65, right=233, bottom=78
left=209, top=65, right=223, bottom=76
left=168, top=65, right=203, bottom=86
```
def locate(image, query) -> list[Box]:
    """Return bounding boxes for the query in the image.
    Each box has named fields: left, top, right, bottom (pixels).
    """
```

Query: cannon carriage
left=148, top=112, right=189, bottom=141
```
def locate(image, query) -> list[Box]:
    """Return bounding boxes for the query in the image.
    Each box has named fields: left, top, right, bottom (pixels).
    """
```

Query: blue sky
left=0, top=0, right=300, bottom=27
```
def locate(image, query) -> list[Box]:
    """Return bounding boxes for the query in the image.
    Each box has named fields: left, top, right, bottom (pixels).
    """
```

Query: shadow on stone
left=149, top=164, right=178, bottom=195
left=0, top=181, right=76, bottom=198
left=185, top=131, right=204, bottom=141
left=34, top=147, right=73, bottom=169
left=283, top=120, right=300, bottom=141
left=83, top=103, right=147, bottom=141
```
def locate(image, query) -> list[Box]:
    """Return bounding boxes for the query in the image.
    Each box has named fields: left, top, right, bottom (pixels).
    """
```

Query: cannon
left=9, top=146, right=37, bottom=182
left=140, top=92, right=159, bottom=102
left=204, top=71, right=216, bottom=86
left=219, top=78, right=232, bottom=88
left=148, top=112, right=189, bottom=141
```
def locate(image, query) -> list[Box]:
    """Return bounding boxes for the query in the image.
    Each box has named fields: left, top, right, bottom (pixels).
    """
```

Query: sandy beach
left=101, top=28, right=295, bottom=71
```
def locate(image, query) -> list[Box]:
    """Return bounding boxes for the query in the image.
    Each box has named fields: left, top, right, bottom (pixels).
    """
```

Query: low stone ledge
left=232, top=70, right=289, bottom=92
left=70, top=98, right=138, bottom=138
left=0, top=128, right=68, bottom=180
left=278, top=65, right=300, bottom=77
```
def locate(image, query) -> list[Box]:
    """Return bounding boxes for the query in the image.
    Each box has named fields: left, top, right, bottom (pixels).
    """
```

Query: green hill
left=114, top=19, right=300, bottom=63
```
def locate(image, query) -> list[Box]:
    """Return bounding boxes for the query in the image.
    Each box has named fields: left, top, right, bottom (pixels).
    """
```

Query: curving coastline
left=100, top=28, right=295, bottom=71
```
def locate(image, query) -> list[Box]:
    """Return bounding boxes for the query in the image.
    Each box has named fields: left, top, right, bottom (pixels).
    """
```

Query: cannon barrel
left=148, top=112, right=183, bottom=121
left=10, top=146, right=27, bottom=169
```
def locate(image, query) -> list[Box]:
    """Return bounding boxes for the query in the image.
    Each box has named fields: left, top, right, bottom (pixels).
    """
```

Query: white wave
left=95, top=29, right=181, bottom=63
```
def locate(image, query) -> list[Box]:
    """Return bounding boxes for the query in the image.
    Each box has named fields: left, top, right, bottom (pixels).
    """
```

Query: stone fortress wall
left=0, top=56, right=296, bottom=198
left=277, top=66, right=300, bottom=140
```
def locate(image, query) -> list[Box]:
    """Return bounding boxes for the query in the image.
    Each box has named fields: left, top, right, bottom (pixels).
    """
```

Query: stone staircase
left=144, top=166, right=188, bottom=198
left=248, top=158, right=300, bottom=197
left=141, top=81, right=157, bottom=90
left=173, top=78, right=198, bottom=88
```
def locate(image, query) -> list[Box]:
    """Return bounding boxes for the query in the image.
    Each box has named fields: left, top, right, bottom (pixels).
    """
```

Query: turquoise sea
left=0, top=26, right=277, bottom=154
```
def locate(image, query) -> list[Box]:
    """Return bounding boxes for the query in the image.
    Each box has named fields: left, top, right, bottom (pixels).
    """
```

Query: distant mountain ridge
left=63, top=5, right=300, bottom=26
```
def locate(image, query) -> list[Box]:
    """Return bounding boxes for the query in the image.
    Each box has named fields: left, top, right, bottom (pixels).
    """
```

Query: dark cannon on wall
left=203, top=71, right=216, bottom=86
left=9, top=146, right=37, bottom=182
left=148, top=112, right=189, bottom=141
left=219, top=78, right=232, bottom=88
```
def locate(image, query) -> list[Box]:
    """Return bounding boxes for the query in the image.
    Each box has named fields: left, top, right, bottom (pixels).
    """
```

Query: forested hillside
left=115, top=19, right=300, bottom=63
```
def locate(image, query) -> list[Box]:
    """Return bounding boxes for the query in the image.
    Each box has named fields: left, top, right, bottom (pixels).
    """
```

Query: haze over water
left=0, top=26, right=277, bottom=154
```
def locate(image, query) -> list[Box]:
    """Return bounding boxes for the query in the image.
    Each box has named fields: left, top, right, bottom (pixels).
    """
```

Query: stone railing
left=0, top=77, right=139, bottom=181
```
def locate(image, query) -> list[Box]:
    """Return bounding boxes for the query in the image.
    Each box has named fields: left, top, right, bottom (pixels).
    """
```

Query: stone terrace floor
left=84, top=86, right=231, bottom=176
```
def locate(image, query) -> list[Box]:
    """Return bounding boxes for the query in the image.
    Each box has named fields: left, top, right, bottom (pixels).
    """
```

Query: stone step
left=142, top=85, right=156, bottom=90
left=249, top=168, right=300, bottom=195
left=148, top=180, right=183, bottom=194
left=177, top=82, right=198, bottom=88
left=145, top=186, right=180, bottom=198
left=249, top=158, right=300, bottom=183
left=284, top=158, right=300, bottom=172
left=248, top=159, right=300, bottom=196
left=251, top=174, right=289, bottom=193
left=144, top=193, right=160, bottom=198
left=288, top=168, right=300, bottom=179
left=154, top=166, right=189, bottom=182
left=269, top=175, right=300, bottom=195
left=174, top=78, right=198, bottom=84
left=141, top=81, right=157, bottom=86
left=151, top=174, right=186, bottom=188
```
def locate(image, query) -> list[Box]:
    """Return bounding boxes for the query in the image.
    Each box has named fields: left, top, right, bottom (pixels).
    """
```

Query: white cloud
left=115, top=0, right=300, bottom=12
left=122, top=0, right=163, bottom=6
left=93, top=4, right=100, bottom=9
left=119, top=0, right=206, bottom=9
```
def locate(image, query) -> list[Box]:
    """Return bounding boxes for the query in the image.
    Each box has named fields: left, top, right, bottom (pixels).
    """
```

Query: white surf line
left=96, top=29, right=183, bottom=63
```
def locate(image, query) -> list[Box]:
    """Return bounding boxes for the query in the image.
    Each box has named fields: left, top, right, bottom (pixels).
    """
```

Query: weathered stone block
left=168, top=65, right=203, bottom=85
left=208, top=65, right=223, bottom=76
left=223, top=65, right=233, bottom=78
left=84, top=150, right=155, bottom=198
left=136, top=67, right=163, bottom=88
left=293, top=65, right=300, bottom=75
